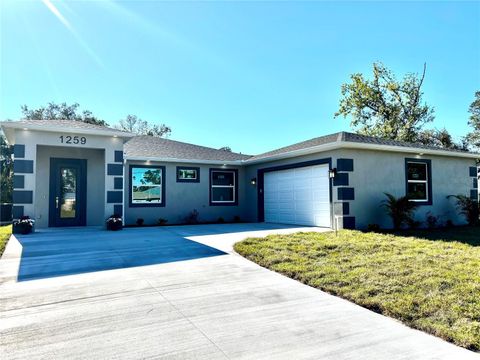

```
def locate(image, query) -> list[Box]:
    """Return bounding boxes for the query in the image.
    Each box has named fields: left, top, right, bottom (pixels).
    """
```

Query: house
left=1, top=120, right=478, bottom=230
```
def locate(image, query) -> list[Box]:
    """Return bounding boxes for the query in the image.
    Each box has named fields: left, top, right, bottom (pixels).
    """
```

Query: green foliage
left=447, top=195, right=479, bottom=226
left=417, top=128, right=467, bottom=150
left=116, top=114, right=171, bottom=137
left=335, top=62, right=434, bottom=143
left=465, top=91, right=480, bottom=151
left=0, top=225, right=12, bottom=256
left=0, top=134, right=13, bottom=203
left=234, top=229, right=480, bottom=350
left=21, top=102, right=108, bottom=126
left=381, top=193, right=418, bottom=230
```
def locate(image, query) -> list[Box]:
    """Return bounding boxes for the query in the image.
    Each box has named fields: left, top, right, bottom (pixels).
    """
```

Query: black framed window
left=177, top=166, right=200, bottom=183
left=210, top=169, right=238, bottom=205
left=405, top=159, right=432, bottom=205
left=129, top=165, right=165, bottom=207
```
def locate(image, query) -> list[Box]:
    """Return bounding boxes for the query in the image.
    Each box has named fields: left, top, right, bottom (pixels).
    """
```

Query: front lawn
left=234, top=228, right=480, bottom=351
left=0, top=224, right=12, bottom=257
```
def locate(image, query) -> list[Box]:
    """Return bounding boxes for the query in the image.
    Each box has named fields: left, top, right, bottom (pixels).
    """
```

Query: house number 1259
left=59, top=135, right=87, bottom=145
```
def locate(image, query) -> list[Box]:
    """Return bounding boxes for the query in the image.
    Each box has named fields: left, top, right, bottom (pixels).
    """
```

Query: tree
left=465, top=91, right=480, bottom=151
left=116, top=115, right=171, bottom=137
left=0, top=134, right=13, bottom=203
left=417, top=128, right=467, bottom=150
left=21, top=102, right=107, bottom=126
left=218, top=146, right=232, bottom=152
left=335, top=62, right=435, bottom=143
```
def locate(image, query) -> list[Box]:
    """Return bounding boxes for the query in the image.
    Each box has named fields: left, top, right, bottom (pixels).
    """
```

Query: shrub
left=445, top=219, right=454, bottom=228
left=426, top=212, right=438, bottom=229
left=13, top=216, right=35, bottom=235
left=184, top=209, right=199, bottom=224
left=136, top=218, right=144, bottom=227
left=217, top=217, right=225, bottom=223
left=381, top=193, right=418, bottom=230
left=407, top=218, right=422, bottom=229
left=233, top=215, right=241, bottom=223
left=158, top=218, right=168, bottom=226
left=106, top=214, right=123, bottom=231
left=447, top=195, right=479, bottom=225
left=366, top=223, right=381, bottom=232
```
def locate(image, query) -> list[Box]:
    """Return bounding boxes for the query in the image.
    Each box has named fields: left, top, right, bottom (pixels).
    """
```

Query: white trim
left=211, top=170, right=236, bottom=203
left=406, top=161, right=429, bottom=202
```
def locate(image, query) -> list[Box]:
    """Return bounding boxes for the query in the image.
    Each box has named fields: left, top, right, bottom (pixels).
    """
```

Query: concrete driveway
left=0, top=223, right=477, bottom=359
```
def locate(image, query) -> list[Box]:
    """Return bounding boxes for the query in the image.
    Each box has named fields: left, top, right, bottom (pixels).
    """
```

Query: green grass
left=234, top=228, right=480, bottom=351
left=0, top=224, right=12, bottom=257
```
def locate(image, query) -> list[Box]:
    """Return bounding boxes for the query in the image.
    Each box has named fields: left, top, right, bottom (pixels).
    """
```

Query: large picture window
left=210, top=169, right=238, bottom=205
left=405, top=159, right=432, bottom=205
left=130, top=165, right=165, bottom=207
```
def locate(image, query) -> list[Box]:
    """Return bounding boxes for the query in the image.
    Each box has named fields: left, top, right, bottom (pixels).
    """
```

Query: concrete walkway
left=0, top=223, right=477, bottom=359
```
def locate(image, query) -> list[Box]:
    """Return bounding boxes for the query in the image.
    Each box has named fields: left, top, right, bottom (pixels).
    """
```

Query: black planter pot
left=13, top=222, right=34, bottom=235
left=106, top=221, right=123, bottom=231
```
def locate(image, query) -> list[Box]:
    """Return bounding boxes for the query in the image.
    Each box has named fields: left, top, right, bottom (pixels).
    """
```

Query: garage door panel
left=264, top=164, right=331, bottom=227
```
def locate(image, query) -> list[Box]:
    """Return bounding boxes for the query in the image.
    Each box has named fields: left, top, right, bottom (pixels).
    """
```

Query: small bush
left=185, top=209, right=200, bottom=224
left=217, top=217, right=225, bottom=223
left=381, top=193, right=418, bottom=230
left=447, top=195, right=479, bottom=226
left=366, top=224, right=381, bottom=232
left=407, top=218, right=422, bottom=229
left=158, top=218, right=168, bottom=226
left=233, top=215, right=241, bottom=223
left=445, top=219, right=454, bottom=228
left=426, top=212, right=438, bottom=229
left=136, top=218, right=144, bottom=227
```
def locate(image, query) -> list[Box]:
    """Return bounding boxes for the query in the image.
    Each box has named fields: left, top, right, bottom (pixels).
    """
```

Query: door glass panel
left=60, top=168, right=76, bottom=218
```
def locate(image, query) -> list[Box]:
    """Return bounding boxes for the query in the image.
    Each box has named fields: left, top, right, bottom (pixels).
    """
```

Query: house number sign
left=59, top=135, right=87, bottom=145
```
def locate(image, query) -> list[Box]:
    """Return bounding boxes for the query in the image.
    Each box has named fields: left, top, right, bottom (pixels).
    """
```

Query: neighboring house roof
left=246, top=131, right=479, bottom=163
left=0, top=120, right=135, bottom=140
left=125, top=135, right=252, bottom=163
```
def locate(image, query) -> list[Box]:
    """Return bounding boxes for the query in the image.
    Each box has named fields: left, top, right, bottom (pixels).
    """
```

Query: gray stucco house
left=1, top=120, right=478, bottom=230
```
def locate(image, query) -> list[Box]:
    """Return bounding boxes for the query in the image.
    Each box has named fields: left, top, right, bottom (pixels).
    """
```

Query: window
left=405, top=159, right=431, bottom=204
left=177, top=166, right=200, bottom=183
left=210, top=169, right=238, bottom=205
left=130, top=166, right=165, bottom=207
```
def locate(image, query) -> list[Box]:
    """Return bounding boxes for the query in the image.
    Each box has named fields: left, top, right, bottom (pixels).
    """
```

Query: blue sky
left=1, top=1, right=479, bottom=154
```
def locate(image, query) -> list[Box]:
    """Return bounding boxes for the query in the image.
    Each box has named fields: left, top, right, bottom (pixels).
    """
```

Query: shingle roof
left=248, top=131, right=475, bottom=161
left=125, top=135, right=251, bottom=162
left=12, top=119, right=132, bottom=133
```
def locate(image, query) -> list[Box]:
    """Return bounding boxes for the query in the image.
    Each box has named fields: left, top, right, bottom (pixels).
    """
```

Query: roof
left=0, top=120, right=135, bottom=139
left=246, top=131, right=479, bottom=163
left=125, top=135, right=252, bottom=163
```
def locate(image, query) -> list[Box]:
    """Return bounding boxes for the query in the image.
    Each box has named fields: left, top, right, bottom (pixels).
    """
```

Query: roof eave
left=0, top=121, right=136, bottom=139
left=243, top=141, right=480, bottom=164
left=126, top=156, right=244, bottom=165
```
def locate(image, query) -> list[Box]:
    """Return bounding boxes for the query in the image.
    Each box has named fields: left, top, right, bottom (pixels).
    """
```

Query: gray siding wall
left=35, top=146, right=105, bottom=228
left=244, top=149, right=476, bottom=229
left=124, top=160, right=247, bottom=225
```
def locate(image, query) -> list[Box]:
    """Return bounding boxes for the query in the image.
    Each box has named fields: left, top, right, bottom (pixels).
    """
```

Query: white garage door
left=264, top=164, right=331, bottom=227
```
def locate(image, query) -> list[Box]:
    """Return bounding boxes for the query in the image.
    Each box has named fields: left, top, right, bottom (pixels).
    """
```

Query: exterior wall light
left=250, top=178, right=257, bottom=186
left=329, top=168, right=337, bottom=179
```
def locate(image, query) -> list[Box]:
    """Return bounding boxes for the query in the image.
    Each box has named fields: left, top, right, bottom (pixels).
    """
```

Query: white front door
left=264, top=164, right=331, bottom=227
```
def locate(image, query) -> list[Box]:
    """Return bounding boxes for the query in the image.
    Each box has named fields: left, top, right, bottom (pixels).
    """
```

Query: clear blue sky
left=1, top=1, right=479, bottom=154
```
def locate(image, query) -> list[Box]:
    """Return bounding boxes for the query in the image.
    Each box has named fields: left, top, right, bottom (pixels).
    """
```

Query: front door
left=49, top=158, right=87, bottom=227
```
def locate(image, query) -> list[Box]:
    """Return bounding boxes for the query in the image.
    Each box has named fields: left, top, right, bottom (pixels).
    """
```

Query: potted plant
left=13, top=216, right=35, bottom=235
left=106, top=214, right=123, bottom=231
